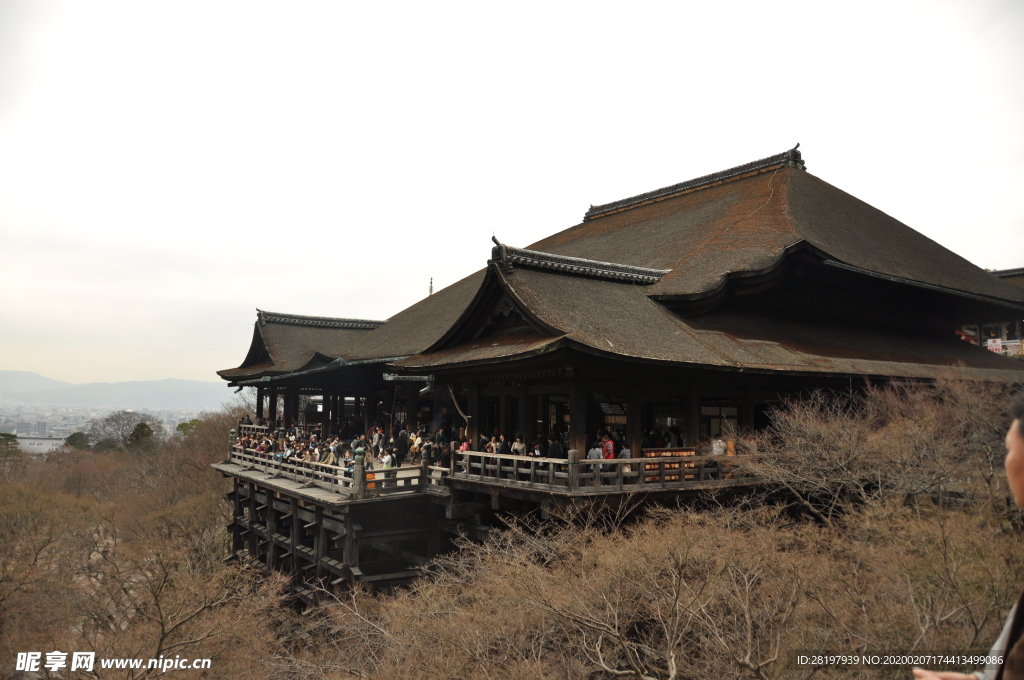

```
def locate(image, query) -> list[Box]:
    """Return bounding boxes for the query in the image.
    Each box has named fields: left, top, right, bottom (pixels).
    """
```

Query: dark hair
left=1012, top=392, right=1024, bottom=432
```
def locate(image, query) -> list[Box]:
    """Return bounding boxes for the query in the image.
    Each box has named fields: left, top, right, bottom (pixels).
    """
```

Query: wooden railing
left=237, top=423, right=270, bottom=438
left=229, top=444, right=751, bottom=500
left=229, top=447, right=449, bottom=499
left=452, top=450, right=749, bottom=494
left=231, top=447, right=354, bottom=493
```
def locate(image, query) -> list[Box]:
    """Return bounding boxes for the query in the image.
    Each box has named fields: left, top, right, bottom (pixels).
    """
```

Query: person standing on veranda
left=914, top=393, right=1024, bottom=680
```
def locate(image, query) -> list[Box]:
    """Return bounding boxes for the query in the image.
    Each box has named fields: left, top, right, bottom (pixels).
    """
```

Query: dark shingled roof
left=529, top=152, right=1024, bottom=303
left=401, top=266, right=1024, bottom=381
left=217, top=310, right=383, bottom=381
left=221, top=149, right=1024, bottom=384
left=343, top=270, right=488, bottom=362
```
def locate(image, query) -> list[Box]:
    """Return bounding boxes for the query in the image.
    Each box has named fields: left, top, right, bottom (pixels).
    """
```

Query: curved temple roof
left=217, top=310, right=384, bottom=382
left=531, top=148, right=1024, bottom=304
left=220, top=147, right=1024, bottom=385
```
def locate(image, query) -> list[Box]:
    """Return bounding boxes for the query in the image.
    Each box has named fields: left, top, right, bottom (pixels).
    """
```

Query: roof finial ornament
left=488, top=235, right=513, bottom=273
left=785, top=143, right=805, bottom=170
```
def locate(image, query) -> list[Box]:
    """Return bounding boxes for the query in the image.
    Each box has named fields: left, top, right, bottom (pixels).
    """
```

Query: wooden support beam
left=569, top=380, right=588, bottom=456
left=266, top=499, right=277, bottom=570
left=290, top=498, right=301, bottom=578
left=627, top=388, right=642, bottom=458
left=231, top=479, right=243, bottom=552
left=686, top=387, right=701, bottom=447
left=314, top=506, right=326, bottom=580
left=343, top=514, right=358, bottom=582
left=468, top=383, right=481, bottom=447
left=247, top=482, right=259, bottom=560
left=518, top=383, right=534, bottom=442
left=445, top=501, right=485, bottom=520
left=256, top=387, right=265, bottom=420
left=742, top=390, right=754, bottom=433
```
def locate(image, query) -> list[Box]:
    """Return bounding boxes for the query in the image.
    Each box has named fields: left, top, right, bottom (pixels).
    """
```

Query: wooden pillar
left=409, top=395, right=419, bottom=430
left=266, top=495, right=277, bottom=570
left=569, top=381, right=588, bottom=456
left=268, top=387, right=278, bottom=425
left=518, top=384, right=534, bottom=442
left=363, top=396, right=372, bottom=434
left=290, top=498, right=300, bottom=578
left=247, top=483, right=259, bottom=559
left=568, top=448, right=580, bottom=491
left=367, top=395, right=378, bottom=428
left=499, top=395, right=508, bottom=435
left=353, top=457, right=366, bottom=500
left=314, top=506, right=326, bottom=580
left=343, top=513, right=358, bottom=578
left=468, top=383, right=481, bottom=447
left=232, top=479, right=243, bottom=552
left=323, top=395, right=330, bottom=435
left=627, top=389, right=642, bottom=457
left=256, top=386, right=265, bottom=420
left=686, top=388, right=701, bottom=446
left=537, top=395, right=548, bottom=438
left=742, top=391, right=755, bottom=433
left=284, top=389, right=296, bottom=429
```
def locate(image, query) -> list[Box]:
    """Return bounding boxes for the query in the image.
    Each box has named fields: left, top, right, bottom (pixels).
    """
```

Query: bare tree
left=87, top=410, right=165, bottom=449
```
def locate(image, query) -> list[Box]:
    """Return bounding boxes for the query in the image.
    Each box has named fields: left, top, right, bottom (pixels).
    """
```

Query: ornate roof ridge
left=489, top=238, right=670, bottom=285
left=257, top=310, right=385, bottom=330
left=584, top=145, right=805, bottom=221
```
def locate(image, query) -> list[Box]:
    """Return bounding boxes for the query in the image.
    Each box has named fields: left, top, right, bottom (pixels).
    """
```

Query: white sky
left=1, top=0, right=1022, bottom=384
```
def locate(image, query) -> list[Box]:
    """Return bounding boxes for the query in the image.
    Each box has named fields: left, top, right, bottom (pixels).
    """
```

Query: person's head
left=1006, top=392, right=1024, bottom=506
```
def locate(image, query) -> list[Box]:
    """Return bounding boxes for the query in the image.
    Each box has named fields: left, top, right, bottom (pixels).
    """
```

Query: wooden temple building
left=214, top=146, right=1024, bottom=593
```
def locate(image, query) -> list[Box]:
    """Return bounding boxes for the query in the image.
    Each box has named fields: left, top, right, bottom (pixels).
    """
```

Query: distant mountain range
left=0, top=371, right=234, bottom=410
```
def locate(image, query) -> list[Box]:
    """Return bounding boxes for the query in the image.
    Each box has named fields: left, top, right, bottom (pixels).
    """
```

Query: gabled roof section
left=342, top=270, right=489, bottom=362
left=401, top=265, right=1024, bottom=381
left=423, top=264, right=563, bottom=354
left=488, top=237, right=669, bottom=285
left=584, top=145, right=805, bottom=221
left=217, top=310, right=384, bottom=382
left=257, top=310, right=383, bottom=330
left=528, top=147, right=1024, bottom=305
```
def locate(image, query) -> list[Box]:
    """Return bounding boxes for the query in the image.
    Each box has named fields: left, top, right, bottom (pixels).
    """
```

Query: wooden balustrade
left=452, top=450, right=747, bottom=493
left=231, top=445, right=750, bottom=499
left=230, top=446, right=431, bottom=498
left=237, top=423, right=270, bottom=437
left=231, top=447, right=353, bottom=492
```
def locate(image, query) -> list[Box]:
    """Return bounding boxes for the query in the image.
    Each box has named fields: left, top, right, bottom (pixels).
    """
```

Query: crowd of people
left=235, top=417, right=733, bottom=483
left=235, top=422, right=457, bottom=476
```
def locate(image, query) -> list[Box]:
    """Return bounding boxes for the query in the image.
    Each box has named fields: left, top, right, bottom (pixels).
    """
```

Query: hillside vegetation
left=1, top=377, right=1020, bottom=679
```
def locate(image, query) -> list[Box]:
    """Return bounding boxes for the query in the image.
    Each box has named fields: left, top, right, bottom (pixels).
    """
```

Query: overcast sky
left=1, top=0, right=1022, bottom=384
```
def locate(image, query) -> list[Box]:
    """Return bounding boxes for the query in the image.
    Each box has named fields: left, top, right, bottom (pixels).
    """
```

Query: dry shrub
left=0, top=409, right=291, bottom=679
left=272, top=378, right=1022, bottom=680
left=3, top=379, right=1021, bottom=680
left=751, top=373, right=1015, bottom=525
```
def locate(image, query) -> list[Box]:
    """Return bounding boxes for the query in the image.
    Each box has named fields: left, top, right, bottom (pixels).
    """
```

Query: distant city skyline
left=1, top=1, right=1022, bottom=383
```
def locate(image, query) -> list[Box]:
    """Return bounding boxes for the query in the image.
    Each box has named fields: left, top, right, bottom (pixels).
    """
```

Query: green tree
left=87, top=410, right=163, bottom=448
left=65, top=432, right=89, bottom=449
left=127, top=422, right=155, bottom=449
left=176, top=419, right=202, bottom=436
